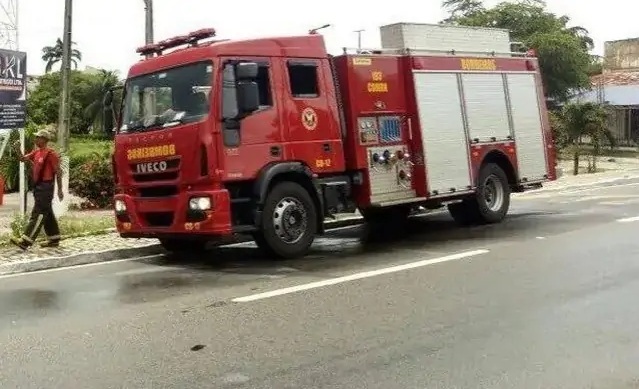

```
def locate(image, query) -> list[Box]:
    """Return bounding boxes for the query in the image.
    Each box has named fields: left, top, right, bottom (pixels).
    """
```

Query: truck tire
left=448, top=163, right=510, bottom=225
left=254, top=181, right=317, bottom=259
left=159, top=238, right=207, bottom=254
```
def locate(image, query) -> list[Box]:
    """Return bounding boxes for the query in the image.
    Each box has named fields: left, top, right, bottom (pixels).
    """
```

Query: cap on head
left=34, top=129, right=50, bottom=140
left=34, top=124, right=56, bottom=141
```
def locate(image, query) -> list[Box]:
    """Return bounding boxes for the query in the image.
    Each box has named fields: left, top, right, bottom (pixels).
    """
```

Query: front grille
left=134, top=171, right=179, bottom=182
left=143, top=212, right=174, bottom=227
left=131, top=158, right=180, bottom=183
left=138, top=186, right=178, bottom=198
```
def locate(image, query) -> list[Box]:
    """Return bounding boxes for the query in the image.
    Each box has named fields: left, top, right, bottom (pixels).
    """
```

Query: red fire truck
left=106, top=23, right=556, bottom=259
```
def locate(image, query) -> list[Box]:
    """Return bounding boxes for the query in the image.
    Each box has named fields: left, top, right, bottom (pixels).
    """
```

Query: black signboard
left=0, top=49, right=26, bottom=129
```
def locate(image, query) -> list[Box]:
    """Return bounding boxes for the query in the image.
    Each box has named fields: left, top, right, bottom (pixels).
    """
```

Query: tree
left=587, top=55, right=604, bottom=76
left=82, top=70, right=122, bottom=135
left=440, top=0, right=594, bottom=102
left=41, top=38, right=82, bottom=73
left=527, top=32, right=592, bottom=102
left=559, top=102, right=615, bottom=175
left=441, top=0, right=484, bottom=23
left=27, top=69, right=123, bottom=135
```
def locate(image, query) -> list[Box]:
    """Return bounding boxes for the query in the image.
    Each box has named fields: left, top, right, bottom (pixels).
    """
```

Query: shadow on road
left=146, top=210, right=555, bottom=275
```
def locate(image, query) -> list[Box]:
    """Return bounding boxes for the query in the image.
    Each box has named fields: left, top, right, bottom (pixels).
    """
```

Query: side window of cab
left=287, top=61, right=320, bottom=98
left=255, top=62, right=273, bottom=109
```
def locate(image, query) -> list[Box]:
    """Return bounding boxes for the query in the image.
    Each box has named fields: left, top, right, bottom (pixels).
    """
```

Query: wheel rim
left=272, top=197, right=308, bottom=244
left=483, top=174, right=504, bottom=212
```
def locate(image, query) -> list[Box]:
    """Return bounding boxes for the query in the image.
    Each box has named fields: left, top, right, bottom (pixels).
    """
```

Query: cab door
left=279, top=58, right=345, bottom=173
left=219, top=56, right=282, bottom=181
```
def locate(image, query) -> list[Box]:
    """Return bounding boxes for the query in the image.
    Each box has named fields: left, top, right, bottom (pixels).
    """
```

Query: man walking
left=10, top=127, right=64, bottom=250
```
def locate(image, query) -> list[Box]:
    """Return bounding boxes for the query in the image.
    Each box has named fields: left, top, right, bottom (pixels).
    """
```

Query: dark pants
left=22, top=181, right=60, bottom=245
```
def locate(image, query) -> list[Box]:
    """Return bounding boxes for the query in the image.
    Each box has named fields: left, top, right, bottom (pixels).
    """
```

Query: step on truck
left=106, top=23, right=557, bottom=259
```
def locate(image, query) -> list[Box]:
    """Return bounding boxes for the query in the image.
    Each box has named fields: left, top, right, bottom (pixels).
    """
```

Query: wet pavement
left=3, top=179, right=639, bottom=387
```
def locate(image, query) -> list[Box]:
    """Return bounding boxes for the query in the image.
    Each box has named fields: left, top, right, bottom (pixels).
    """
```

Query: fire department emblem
left=301, top=107, right=318, bottom=131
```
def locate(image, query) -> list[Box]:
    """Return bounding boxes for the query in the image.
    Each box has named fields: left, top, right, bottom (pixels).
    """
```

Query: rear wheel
left=253, top=181, right=317, bottom=259
left=159, top=238, right=207, bottom=254
left=448, top=163, right=511, bottom=225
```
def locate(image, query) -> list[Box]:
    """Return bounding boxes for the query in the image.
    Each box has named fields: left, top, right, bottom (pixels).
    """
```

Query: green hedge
left=69, top=150, right=114, bottom=209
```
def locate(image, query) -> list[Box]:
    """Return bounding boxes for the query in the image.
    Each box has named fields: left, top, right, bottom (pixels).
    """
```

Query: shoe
left=10, top=237, right=29, bottom=251
left=40, top=240, right=60, bottom=248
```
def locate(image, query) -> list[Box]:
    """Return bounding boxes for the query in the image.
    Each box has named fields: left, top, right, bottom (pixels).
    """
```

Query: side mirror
left=236, top=80, right=259, bottom=115
left=235, top=62, right=258, bottom=80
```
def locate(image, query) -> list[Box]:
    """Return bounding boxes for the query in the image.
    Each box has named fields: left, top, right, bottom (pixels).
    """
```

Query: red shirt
left=26, top=147, right=60, bottom=183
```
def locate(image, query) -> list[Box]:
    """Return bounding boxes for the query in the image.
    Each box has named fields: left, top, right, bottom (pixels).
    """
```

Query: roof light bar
left=136, top=27, right=217, bottom=56
left=158, top=35, right=190, bottom=50
left=188, top=28, right=216, bottom=43
left=135, top=43, right=161, bottom=56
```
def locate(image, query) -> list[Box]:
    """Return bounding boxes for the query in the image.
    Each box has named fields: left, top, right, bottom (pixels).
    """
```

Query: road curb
left=0, top=244, right=165, bottom=276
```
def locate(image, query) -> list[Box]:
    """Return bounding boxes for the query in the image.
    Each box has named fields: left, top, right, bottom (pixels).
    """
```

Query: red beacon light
left=157, top=35, right=190, bottom=51
left=136, top=43, right=161, bottom=57
left=136, top=28, right=217, bottom=57
left=187, top=28, right=216, bottom=44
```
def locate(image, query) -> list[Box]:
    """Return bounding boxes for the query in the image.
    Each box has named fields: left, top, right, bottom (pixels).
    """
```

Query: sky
left=18, top=0, right=638, bottom=78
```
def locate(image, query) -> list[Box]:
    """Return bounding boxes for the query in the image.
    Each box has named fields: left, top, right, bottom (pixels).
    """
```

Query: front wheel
left=253, top=181, right=317, bottom=259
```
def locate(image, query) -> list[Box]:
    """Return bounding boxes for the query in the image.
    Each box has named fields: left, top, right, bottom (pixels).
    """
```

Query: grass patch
left=0, top=212, right=114, bottom=247
left=69, top=136, right=113, bottom=159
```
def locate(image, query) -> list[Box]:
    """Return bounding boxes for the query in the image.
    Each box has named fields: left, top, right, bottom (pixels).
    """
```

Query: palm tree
left=41, top=38, right=82, bottom=73
left=560, top=102, right=615, bottom=175
left=83, top=69, right=122, bottom=135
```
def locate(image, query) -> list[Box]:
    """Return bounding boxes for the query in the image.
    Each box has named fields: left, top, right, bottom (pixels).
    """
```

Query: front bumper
left=114, top=188, right=232, bottom=238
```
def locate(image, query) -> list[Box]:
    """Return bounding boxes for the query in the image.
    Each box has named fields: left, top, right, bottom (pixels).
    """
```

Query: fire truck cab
left=107, top=24, right=556, bottom=259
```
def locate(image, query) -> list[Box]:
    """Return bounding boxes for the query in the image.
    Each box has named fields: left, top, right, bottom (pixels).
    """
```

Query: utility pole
left=57, top=0, right=72, bottom=154
left=143, top=0, right=154, bottom=44
left=142, top=0, right=155, bottom=117
left=354, top=29, right=364, bottom=51
left=53, top=0, right=72, bottom=218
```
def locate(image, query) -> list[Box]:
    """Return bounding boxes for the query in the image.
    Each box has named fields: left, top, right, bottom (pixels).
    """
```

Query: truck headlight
left=114, top=199, right=127, bottom=213
left=189, top=196, right=211, bottom=211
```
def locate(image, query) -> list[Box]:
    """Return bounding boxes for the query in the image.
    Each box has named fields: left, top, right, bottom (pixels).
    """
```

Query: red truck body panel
left=333, top=52, right=555, bottom=207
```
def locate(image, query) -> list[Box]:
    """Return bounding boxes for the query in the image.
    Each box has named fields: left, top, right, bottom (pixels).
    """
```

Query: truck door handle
left=270, top=146, right=281, bottom=157
left=323, top=143, right=331, bottom=152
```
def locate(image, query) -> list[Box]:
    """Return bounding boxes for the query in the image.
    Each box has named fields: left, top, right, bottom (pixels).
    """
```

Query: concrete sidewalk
left=1, top=156, right=639, bottom=276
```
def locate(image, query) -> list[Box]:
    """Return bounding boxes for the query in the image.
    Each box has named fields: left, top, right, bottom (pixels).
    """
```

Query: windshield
left=120, top=61, right=213, bottom=133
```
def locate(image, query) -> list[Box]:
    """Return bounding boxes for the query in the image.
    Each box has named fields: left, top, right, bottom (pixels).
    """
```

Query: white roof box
left=379, top=23, right=513, bottom=57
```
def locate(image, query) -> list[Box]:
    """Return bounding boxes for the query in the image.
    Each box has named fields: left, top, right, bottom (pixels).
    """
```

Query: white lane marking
left=617, top=216, right=639, bottom=223
left=536, top=236, right=546, bottom=240
left=0, top=254, right=164, bottom=280
left=232, top=249, right=490, bottom=303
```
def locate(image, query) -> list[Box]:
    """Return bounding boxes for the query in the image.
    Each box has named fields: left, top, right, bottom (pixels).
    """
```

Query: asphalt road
left=3, top=179, right=639, bottom=388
